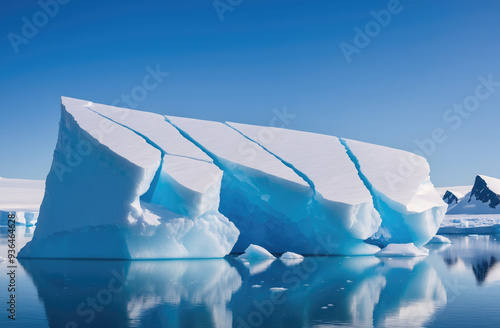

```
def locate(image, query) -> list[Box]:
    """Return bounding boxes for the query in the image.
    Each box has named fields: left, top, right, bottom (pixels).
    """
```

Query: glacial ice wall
left=19, top=97, right=446, bottom=258
left=341, top=139, right=447, bottom=247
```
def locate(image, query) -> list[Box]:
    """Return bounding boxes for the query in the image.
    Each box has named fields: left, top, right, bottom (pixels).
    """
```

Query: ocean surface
left=1, top=226, right=499, bottom=328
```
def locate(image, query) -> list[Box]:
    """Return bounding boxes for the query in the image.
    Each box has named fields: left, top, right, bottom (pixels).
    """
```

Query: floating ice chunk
left=427, top=235, right=452, bottom=244
left=341, top=138, right=447, bottom=247
left=280, top=251, right=304, bottom=266
left=252, top=285, right=262, bottom=288
left=375, top=243, right=429, bottom=257
left=270, top=287, right=287, bottom=293
left=238, top=244, right=275, bottom=260
left=280, top=251, right=304, bottom=260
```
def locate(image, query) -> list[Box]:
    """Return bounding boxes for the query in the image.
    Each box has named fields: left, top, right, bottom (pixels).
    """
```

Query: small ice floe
left=303, top=284, right=310, bottom=287
left=375, top=243, right=429, bottom=257
left=328, top=304, right=333, bottom=307
left=280, top=251, right=304, bottom=266
left=270, top=287, right=287, bottom=293
left=321, top=306, right=328, bottom=310
left=238, top=245, right=276, bottom=275
left=280, top=252, right=304, bottom=260
left=426, top=235, right=452, bottom=244
left=238, top=244, right=275, bottom=260
left=252, top=285, right=262, bottom=288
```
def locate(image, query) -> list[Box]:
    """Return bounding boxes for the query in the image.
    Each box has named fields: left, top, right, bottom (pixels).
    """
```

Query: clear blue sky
left=1, top=0, right=499, bottom=187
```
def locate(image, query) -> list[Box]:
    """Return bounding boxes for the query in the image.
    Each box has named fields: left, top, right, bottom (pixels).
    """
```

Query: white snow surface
left=342, top=138, right=447, bottom=247
left=0, top=177, right=44, bottom=226
left=86, top=102, right=212, bottom=162
left=427, top=235, right=452, bottom=244
left=280, top=251, right=304, bottom=260
left=166, top=116, right=309, bottom=191
left=227, top=122, right=381, bottom=240
left=480, top=175, right=500, bottom=194
left=375, top=243, right=429, bottom=257
left=238, top=244, right=275, bottom=260
left=227, top=123, right=372, bottom=206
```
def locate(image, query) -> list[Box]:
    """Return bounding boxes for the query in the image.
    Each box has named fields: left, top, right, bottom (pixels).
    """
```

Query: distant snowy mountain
left=436, top=186, right=471, bottom=205
left=447, top=175, right=500, bottom=215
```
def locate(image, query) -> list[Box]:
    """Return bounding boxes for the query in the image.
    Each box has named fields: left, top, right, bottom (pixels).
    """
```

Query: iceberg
left=0, top=177, right=45, bottom=226
left=280, top=251, right=304, bottom=266
left=19, top=97, right=238, bottom=259
left=427, top=235, right=451, bottom=244
left=375, top=243, right=429, bottom=257
left=341, top=138, right=447, bottom=247
left=280, top=251, right=304, bottom=260
left=19, top=97, right=446, bottom=258
left=237, top=244, right=275, bottom=260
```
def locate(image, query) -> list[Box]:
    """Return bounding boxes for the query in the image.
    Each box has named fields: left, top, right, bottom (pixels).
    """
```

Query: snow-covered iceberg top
left=20, top=97, right=446, bottom=259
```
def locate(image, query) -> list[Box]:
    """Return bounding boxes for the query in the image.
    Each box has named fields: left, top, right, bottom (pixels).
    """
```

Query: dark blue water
left=1, top=227, right=499, bottom=328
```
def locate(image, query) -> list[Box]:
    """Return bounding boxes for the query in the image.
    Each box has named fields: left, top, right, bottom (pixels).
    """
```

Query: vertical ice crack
left=339, top=138, right=384, bottom=225
left=164, top=117, right=227, bottom=171
left=83, top=106, right=166, bottom=201
left=224, top=123, right=316, bottom=196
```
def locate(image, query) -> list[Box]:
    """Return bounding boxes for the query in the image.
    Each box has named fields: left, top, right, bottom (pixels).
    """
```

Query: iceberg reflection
left=21, top=254, right=447, bottom=328
left=439, top=234, right=500, bottom=285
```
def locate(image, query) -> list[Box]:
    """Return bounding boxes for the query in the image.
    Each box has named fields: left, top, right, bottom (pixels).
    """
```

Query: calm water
left=1, top=227, right=499, bottom=328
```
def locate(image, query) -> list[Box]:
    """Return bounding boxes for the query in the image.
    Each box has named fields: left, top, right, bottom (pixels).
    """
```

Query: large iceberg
left=20, top=97, right=446, bottom=259
left=19, top=97, right=238, bottom=259
left=0, top=177, right=45, bottom=226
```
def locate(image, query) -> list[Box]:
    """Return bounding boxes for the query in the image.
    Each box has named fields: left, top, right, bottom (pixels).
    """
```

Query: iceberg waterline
left=19, top=97, right=446, bottom=259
